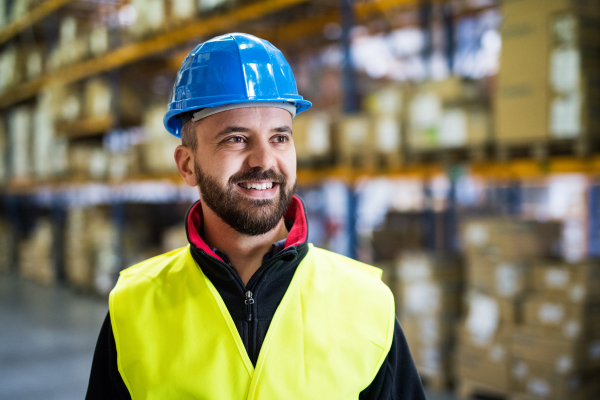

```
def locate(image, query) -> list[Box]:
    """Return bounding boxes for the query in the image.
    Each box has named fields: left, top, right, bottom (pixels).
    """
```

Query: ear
left=174, top=145, right=198, bottom=187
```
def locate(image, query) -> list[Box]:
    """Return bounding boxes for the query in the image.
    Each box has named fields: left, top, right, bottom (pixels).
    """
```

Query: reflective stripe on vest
left=109, top=244, right=395, bottom=399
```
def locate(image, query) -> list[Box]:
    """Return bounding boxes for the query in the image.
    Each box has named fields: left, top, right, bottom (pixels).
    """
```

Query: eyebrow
left=214, top=125, right=292, bottom=139
left=273, top=126, right=292, bottom=135
left=214, top=126, right=250, bottom=139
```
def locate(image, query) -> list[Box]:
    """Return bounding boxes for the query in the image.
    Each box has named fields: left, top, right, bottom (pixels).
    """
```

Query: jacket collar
left=185, top=195, right=308, bottom=262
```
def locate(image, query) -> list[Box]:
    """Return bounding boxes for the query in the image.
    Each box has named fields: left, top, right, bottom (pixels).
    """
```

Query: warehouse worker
left=86, top=33, right=425, bottom=399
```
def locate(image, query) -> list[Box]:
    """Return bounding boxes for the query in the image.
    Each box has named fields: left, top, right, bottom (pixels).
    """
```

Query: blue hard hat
left=164, top=33, right=312, bottom=137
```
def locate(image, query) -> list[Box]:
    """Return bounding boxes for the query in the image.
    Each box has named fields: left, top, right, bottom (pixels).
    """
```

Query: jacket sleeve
left=86, top=312, right=131, bottom=400
left=359, top=317, right=426, bottom=400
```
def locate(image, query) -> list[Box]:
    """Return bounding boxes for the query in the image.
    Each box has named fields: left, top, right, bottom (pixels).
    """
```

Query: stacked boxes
left=19, top=219, right=54, bottom=285
left=496, top=0, right=600, bottom=143
left=141, top=105, right=181, bottom=174
left=83, top=78, right=113, bottom=119
left=8, top=106, right=32, bottom=180
left=510, top=260, right=600, bottom=399
left=0, top=45, right=22, bottom=91
left=334, top=85, right=405, bottom=168
left=407, top=77, right=491, bottom=150
left=65, top=206, right=120, bottom=294
left=290, top=111, right=332, bottom=167
left=47, top=17, right=92, bottom=70
left=336, top=113, right=377, bottom=168
left=0, top=115, right=6, bottom=183
left=0, top=219, right=11, bottom=273
left=397, top=252, right=463, bottom=387
left=365, top=86, right=404, bottom=167
left=456, top=217, right=562, bottom=393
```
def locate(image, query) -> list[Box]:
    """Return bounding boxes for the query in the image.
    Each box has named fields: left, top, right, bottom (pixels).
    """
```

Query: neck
left=200, top=202, right=289, bottom=285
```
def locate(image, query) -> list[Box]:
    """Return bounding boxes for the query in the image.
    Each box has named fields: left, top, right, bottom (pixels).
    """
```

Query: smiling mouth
left=237, top=182, right=277, bottom=191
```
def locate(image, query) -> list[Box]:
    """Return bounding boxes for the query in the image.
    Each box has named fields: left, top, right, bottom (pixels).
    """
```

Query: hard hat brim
left=164, top=98, right=312, bottom=138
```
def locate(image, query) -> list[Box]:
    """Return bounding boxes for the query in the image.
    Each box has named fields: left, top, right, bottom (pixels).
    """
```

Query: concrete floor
left=0, top=274, right=456, bottom=400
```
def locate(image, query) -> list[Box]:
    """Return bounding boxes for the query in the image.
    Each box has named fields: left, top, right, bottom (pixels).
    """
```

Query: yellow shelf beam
left=55, top=115, right=114, bottom=138
left=7, top=155, right=600, bottom=195
left=0, top=0, right=311, bottom=109
left=470, top=156, right=600, bottom=180
left=0, top=0, right=73, bottom=45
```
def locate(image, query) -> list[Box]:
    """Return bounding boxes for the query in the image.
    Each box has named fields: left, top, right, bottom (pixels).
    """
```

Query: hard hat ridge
left=163, top=33, right=312, bottom=137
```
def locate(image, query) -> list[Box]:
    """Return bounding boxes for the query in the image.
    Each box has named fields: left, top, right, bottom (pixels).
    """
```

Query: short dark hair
left=179, top=112, right=197, bottom=151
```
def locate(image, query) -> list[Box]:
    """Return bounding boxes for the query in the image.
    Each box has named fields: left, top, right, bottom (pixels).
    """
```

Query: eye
left=226, top=136, right=245, bottom=143
left=272, top=135, right=289, bottom=143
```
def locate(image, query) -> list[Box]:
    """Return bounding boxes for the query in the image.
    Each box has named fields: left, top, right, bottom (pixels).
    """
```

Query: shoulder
left=304, top=245, right=394, bottom=315
left=308, top=245, right=389, bottom=291
left=113, top=246, right=191, bottom=293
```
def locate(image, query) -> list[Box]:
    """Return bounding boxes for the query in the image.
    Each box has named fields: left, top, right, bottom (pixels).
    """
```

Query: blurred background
left=1, top=0, right=600, bottom=398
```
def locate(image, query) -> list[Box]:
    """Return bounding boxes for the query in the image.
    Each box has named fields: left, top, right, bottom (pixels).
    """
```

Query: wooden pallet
left=494, top=138, right=593, bottom=161
left=457, top=379, right=510, bottom=400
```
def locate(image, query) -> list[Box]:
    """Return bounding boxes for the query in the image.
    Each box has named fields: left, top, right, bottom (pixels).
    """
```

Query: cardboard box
left=141, top=105, right=180, bottom=174
left=0, top=115, right=6, bottom=183
left=397, top=251, right=462, bottom=283
left=467, top=255, right=532, bottom=298
left=512, top=325, right=600, bottom=371
left=496, top=2, right=600, bottom=143
left=291, top=111, right=332, bottom=163
left=456, top=341, right=512, bottom=391
left=89, top=24, right=109, bottom=57
left=364, top=86, right=404, bottom=116
left=402, top=314, right=458, bottom=347
left=407, top=78, right=489, bottom=149
left=8, top=106, right=32, bottom=180
left=523, top=294, right=600, bottom=332
left=84, top=78, right=112, bottom=118
left=336, top=114, right=376, bottom=167
left=410, top=341, right=452, bottom=381
left=0, top=219, right=12, bottom=273
left=0, top=45, right=20, bottom=91
left=461, top=218, right=562, bottom=259
left=19, top=219, right=54, bottom=285
left=401, top=280, right=462, bottom=316
left=531, top=260, right=600, bottom=302
left=510, top=358, right=600, bottom=399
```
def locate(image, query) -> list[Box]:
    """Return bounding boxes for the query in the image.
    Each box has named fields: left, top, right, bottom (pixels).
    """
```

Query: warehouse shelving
left=0, top=0, right=74, bottom=45
left=5, top=155, right=600, bottom=199
left=55, top=115, right=114, bottom=138
left=0, top=0, right=432, bottom=109
left=0, top=0, right=314, bottom=108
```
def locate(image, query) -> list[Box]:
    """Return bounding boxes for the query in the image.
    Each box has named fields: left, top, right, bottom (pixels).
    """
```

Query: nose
left=247, top=138, right=277, bottom=171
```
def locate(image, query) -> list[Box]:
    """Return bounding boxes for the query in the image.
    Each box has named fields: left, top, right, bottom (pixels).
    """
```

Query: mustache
left=228, top=168, right=285, bottom=185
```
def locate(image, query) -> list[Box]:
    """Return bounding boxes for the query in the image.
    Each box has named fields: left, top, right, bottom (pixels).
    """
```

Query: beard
left=194, top=162, right=296, bottom=236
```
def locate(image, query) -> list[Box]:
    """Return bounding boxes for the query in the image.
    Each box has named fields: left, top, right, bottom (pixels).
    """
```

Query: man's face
left=192, top=107, right=297, bottom=236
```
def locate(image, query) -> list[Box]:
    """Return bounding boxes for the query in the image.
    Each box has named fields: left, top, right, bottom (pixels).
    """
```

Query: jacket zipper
left=200, top=247, right=298, bottom=363
left=245, top=290, right=254, bottom=322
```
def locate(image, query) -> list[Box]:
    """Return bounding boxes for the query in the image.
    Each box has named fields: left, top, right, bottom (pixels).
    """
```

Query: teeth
left=241, top=182, right=274, bottom=190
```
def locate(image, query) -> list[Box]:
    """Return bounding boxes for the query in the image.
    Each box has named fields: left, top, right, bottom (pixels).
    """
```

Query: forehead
left=197, top=106, right=292, bottom=134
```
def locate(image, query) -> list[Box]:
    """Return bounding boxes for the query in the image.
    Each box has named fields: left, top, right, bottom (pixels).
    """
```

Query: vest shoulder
left=309, top=246, right=391, bottom=295
left=310, top=246, right=383, bottom=280
left=116, top=246, right=191, bottom=286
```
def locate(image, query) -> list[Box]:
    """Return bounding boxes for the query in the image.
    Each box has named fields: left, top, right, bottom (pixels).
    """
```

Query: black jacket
left=86, top=196, right=426, bottom=399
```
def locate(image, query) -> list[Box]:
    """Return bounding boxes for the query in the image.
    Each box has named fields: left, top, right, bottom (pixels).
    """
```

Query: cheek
left=280, top=148, right=296, bottom=177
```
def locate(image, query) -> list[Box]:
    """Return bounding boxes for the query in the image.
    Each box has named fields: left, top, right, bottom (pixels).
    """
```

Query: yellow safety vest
left=109, top=244, right=395, bottom=399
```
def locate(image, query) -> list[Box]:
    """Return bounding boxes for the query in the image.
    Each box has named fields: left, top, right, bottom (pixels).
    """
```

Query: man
left=87, top=33, right=425, bottom=399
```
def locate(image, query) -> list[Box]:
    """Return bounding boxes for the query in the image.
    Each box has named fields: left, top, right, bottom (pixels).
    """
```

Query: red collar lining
left=187, top=195, right=308, bottom=258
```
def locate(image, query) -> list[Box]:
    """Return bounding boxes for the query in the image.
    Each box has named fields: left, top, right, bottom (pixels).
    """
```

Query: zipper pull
left=245, top=290, right=254, bottom=322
